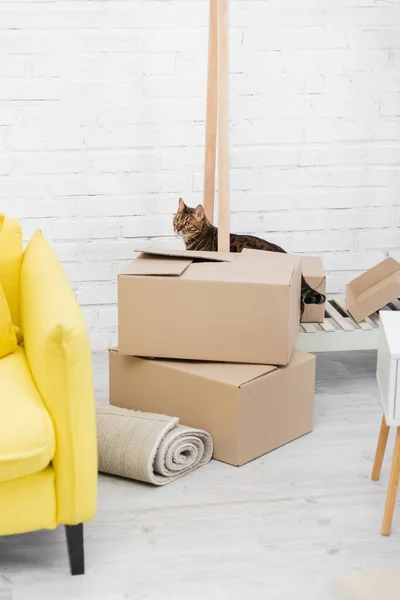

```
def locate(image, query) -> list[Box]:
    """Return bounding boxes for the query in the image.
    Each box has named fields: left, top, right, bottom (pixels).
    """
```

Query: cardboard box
left=346, top=257, right=400, bottom=323
left=109, top=348, right=316, bottom=467
left=118, top=248, right=302, bottom=366
left=301, top=256, right=326, bottom=324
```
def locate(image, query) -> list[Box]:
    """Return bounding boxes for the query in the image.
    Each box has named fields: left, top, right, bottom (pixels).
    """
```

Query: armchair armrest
left=20, top=231, right=97, bottom=525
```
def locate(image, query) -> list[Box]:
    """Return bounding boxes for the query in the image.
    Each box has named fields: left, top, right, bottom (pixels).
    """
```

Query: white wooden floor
left=2, top=351, right=400, bottom=600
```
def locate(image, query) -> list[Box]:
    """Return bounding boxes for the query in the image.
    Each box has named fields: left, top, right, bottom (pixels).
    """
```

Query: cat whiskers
left=176, top=230, right=190, bottom=241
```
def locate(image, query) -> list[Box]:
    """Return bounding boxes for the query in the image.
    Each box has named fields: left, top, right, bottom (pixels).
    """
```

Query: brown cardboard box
left=109, top=348, right=316, bottom=467
left=346, top=257, right=400, bottom=322
left=301, top=256, right=326, bottom=323
left=118, top=248, right=302, bottom=366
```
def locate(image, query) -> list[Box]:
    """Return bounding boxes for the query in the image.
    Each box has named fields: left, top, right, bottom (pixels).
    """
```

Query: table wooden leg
left=372, top=415, right=390, bottom=481
left=382, top=427, right=400, bottom=536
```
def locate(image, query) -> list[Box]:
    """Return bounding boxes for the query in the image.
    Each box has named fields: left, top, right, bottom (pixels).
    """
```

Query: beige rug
left=96, top=406, right=213, bottom=485
left=338, top=571, right=400, bottom=600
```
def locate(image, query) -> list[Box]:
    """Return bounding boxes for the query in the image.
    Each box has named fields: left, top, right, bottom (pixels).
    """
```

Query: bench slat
left=301, top=322, right=319, bottom=333
left=325, top=301, right=355, bottom=332
left=319, top=319, right=336, bottom=332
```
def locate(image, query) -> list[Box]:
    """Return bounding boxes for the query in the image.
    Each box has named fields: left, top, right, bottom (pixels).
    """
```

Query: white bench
left=296, top=295, right=400, bottom=353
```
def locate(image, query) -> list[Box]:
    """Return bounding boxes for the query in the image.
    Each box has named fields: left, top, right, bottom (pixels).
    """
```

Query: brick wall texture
left=1, top=0, right=399, bottom=349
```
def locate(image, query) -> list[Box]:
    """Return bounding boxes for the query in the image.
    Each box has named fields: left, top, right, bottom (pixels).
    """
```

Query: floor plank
left=2, top=350, right=400, bottom=600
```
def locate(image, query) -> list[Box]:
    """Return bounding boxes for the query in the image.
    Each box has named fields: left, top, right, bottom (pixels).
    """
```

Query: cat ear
left=194, top=204, right=205, bottom=222
left=178, top=198, right=185, bottom=212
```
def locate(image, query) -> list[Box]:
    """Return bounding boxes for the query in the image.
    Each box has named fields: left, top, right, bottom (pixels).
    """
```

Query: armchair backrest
left=0, top=216, right=23, bottom=327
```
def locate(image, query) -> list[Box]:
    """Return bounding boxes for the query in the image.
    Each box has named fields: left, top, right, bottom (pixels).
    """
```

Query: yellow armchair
left=0, top=216, right=97, bottom=575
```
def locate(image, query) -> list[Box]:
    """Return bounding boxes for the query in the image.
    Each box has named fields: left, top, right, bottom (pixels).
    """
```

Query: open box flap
left=121, top=257, right=193, bottom=277
left=135, top=248, right=235, bottom=262
left=122, top=247, right=302, bottom=284
left=301, top=255, right=325, bottom=278
left=239, top=249, right=301, bottom=285
left=121, top=248, right=235, bottom=277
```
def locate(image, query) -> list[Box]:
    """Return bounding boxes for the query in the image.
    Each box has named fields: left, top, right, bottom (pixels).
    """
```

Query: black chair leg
left=65, top=523, right=85, bottom=575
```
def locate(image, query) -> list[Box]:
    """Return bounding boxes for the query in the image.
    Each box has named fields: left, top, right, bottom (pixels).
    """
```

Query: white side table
left=372, top=311, right=400, bottom=535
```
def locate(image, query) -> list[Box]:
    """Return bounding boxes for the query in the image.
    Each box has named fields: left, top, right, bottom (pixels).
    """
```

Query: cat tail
left=301, top=276, right=326, bottom=306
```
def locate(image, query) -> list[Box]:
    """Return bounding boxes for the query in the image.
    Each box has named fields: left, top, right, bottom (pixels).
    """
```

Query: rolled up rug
left=96, top=406, right=213, bottom=486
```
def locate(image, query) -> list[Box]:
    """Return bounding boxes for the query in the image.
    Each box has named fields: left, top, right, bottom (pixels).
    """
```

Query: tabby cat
left=173, top=198, right=326, bottom=317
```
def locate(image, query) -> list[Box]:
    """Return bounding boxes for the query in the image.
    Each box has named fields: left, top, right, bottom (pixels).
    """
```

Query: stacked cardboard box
left=110, top=247, right=318, bottom=467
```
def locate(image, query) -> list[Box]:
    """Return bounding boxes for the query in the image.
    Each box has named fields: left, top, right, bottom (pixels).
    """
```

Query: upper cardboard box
left=346, top=257, right=400, bottom=322
left=118, top=248, right=302, bottom=365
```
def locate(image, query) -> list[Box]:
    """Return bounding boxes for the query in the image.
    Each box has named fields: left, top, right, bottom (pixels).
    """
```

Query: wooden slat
left=389, top=299, right=400, bottom=311
left=334, top=296, right=373, bottom=331
left=364, top=315, right=379, bottom=329
left=369, top=312, right=380, bottom=326
left=386, top=301, right=398, bottom=311
left=354, top=320, right=374, bottom=331
left=319, top=319, right=336, bottom=332
left=301, top=322, right=319, bottom=333
left=325, top=301, right=355, bottom=332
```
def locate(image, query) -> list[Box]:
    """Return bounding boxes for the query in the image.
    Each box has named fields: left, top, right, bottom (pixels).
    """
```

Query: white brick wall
left=1, top=0, right=400, bottom=350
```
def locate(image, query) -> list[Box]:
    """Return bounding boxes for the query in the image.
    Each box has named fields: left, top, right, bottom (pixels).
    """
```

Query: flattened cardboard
left=118, top=248, right=302, bottom=366
left=109, top=348, right=316, bottom=467
left=346, top=257, right=400, bottom=322
left=301, top=255, right=326, bottom=323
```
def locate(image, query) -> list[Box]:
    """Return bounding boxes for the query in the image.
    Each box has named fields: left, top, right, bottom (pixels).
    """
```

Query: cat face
left=173, top=198, right=205, bottom=241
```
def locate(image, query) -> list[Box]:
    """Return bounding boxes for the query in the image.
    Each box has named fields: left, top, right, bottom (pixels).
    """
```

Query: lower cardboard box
left=109, top=348, right=316, bottom=467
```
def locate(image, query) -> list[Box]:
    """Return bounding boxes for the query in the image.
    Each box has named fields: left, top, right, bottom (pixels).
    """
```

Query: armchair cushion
left=21, top=230, right=97, bottom=525
left=0, top=347, right=55, bottom=483
left=0, top=215, right=23, bottom=327
left=0, top=282, right=19, bottom=359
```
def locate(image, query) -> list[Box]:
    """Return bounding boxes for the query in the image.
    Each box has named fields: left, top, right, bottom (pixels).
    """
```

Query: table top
left=380, top=311, right=400, bottom=359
